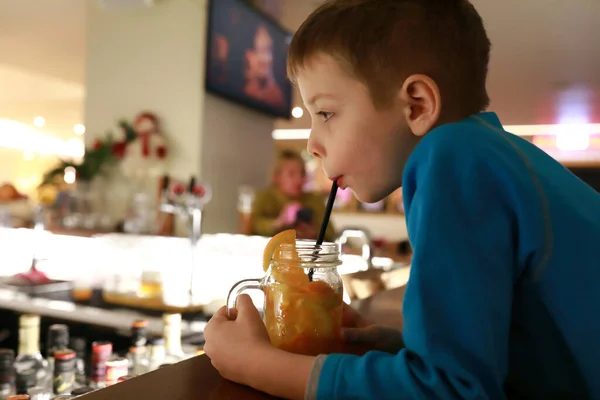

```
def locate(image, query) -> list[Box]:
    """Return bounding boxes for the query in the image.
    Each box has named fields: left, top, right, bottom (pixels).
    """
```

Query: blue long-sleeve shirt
left=312, top=112, right=600, bottom=399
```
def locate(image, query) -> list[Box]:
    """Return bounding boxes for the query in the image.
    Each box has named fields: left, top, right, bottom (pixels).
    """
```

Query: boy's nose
left=307, top=131, right=326, bottom=159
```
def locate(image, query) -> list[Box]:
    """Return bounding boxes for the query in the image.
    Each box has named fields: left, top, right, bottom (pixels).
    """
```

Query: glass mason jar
left=227, top=241, right=344, bottom=356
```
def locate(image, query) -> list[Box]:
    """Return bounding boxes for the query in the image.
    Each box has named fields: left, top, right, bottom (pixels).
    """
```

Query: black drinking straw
left=308, top=180, right=339, bottom=282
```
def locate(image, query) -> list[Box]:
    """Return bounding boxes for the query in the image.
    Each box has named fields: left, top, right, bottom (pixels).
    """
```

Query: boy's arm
left=309, top=133, right=527, bottom=399
left=243, top=347, right=316, bottom=400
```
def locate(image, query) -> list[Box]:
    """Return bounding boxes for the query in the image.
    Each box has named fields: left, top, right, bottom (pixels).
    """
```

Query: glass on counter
left=227, top=234, right=344, bottom=356
left=70, top=280, right=93, bottom=302
left=138, top=270, right=162, bottom=299
left=124, top=191, right=156, bottom=235
left=0, top=206, right=11, bottom=228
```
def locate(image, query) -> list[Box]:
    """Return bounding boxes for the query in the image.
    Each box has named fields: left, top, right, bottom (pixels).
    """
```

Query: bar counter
left=0, top=287, right=201, bottom=337
left=81, top=286, right=406, bottom=399
left=83, top=354, right=276, bottom=399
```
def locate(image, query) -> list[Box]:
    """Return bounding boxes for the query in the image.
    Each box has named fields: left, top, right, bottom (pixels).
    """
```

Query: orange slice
left=263, top=229, right=296, bottom=271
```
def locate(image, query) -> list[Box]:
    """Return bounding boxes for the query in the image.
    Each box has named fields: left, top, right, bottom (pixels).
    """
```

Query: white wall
left=85, top=0, right=207, bottom=179
left=201, top=94, right=274, bottom=233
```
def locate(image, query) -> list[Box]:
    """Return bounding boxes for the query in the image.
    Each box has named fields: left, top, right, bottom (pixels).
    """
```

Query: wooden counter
left=351, top=285, right=406, bottom=328
left=82, top=354, right=276, bottom=400
left=82, top=286, right=406, bottom=399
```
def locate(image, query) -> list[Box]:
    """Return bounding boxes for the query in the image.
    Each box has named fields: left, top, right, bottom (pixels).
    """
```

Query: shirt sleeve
left=315, top=131, right=519, bottom=399
left=305, top=354, right=328, bottom=400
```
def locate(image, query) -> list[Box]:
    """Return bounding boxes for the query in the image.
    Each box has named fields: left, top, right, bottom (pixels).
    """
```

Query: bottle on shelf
left=162, top=314, right=186, bottom=364
left=147, top=336, right=165, bottom=372
left=130, top=320, right=148, bottom=348
left=104, top=357, right=128, bottom=387
left=0, top=349, right=16, bottom=399
left=14, top=315, right=48, bottom=389
left=45, top=325, right=69, bottom=382
left=126, top=346, right=147, bottom=376
left=67, top=339, right=85, bottom=388
left=89, top=342, right=112, bottom=390
left=26, top=387, right=51, bottom=400
left=15, top=369, right=35, bottom=395
left=126, top=320, right=148, bottom=375
left=52, top=350, right=75, bottom=396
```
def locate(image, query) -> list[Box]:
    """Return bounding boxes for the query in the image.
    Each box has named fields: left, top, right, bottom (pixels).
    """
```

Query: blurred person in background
left=251, top=150, right=335, bottom=241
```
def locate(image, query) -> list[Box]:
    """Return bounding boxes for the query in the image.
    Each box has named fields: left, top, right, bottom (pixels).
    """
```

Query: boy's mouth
left=329, top=176, right=344, bottom=188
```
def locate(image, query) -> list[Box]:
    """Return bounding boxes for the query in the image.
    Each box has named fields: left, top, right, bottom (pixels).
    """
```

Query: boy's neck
left=434, top=108, right=482, bottom=130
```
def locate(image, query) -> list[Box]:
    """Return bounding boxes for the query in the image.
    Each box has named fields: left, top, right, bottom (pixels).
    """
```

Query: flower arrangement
left=42, top=120, right=137, bottom=184
left=41, top=112, right=168, bottom=185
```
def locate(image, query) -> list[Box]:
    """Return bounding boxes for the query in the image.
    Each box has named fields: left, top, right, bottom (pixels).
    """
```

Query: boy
left=203, top=0, right=600, bottom=399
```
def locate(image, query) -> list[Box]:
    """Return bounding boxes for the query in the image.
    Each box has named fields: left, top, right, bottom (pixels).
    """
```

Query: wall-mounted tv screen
left=206, top=0, right=293, bottom=119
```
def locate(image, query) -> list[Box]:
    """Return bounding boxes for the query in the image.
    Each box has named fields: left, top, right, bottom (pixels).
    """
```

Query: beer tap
left=159, top=175, right=212, bottom=304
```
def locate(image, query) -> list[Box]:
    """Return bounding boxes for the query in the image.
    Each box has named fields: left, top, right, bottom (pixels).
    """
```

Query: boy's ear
left=398, top=74, right=441, bottom=136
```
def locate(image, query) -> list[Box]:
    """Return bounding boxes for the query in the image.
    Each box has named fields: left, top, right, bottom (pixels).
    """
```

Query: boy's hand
left=342, top=302, right=372, bottom=328
left=341, top=303, right=405, bottom=354
left=342, top=325, right=405, bottom=355
left=204, top=294, right=273, bottom=384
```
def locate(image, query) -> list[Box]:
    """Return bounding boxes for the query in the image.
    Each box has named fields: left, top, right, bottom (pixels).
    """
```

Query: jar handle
left=226, top=278, right=263, bottom=319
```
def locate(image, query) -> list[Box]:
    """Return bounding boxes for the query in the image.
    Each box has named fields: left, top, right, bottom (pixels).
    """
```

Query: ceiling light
left=64, top=167, right=76, bottom=184
left=291, top=107, right=304, bottom=119
left=33, top=116, right=46, bottom=128
left=0, top=119, right=84, bottom=158
left=23, top=151, right=35, bottom=161
left=272, top=123, right=600, bottom=140
left=74, top=124, right=86, bottom=135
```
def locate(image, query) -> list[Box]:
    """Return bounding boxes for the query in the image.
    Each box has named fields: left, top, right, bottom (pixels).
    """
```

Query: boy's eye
left=317, top=111, right=333, bottom=122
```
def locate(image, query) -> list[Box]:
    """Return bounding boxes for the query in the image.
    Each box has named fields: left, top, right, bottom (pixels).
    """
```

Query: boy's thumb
left=236, top=294, right=253, bottom=310
left=235, top=294, right=260, bottom=319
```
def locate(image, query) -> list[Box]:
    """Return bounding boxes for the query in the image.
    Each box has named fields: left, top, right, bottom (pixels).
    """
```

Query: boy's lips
left=330, top=176, right=345, bottom=188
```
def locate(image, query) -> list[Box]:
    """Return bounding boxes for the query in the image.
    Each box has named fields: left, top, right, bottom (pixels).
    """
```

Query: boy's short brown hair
left=288, top=0, right=491, bottom=115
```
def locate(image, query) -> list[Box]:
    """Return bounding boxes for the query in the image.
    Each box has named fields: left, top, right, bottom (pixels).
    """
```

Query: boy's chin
left=351, top=186, right=389, bottom=205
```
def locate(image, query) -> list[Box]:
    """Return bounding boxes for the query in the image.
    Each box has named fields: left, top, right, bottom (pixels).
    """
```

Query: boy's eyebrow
left=306, top=93, right=336, bottom=106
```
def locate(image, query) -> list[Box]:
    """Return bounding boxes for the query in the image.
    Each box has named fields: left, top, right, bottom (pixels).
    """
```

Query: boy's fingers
left=212, top=306, right=230, bottom=321
left=236, top=294, right=261, bottom=321
left=342, top=327, right=378, bottom=344
left=342, top=308, right=370, bottom=328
